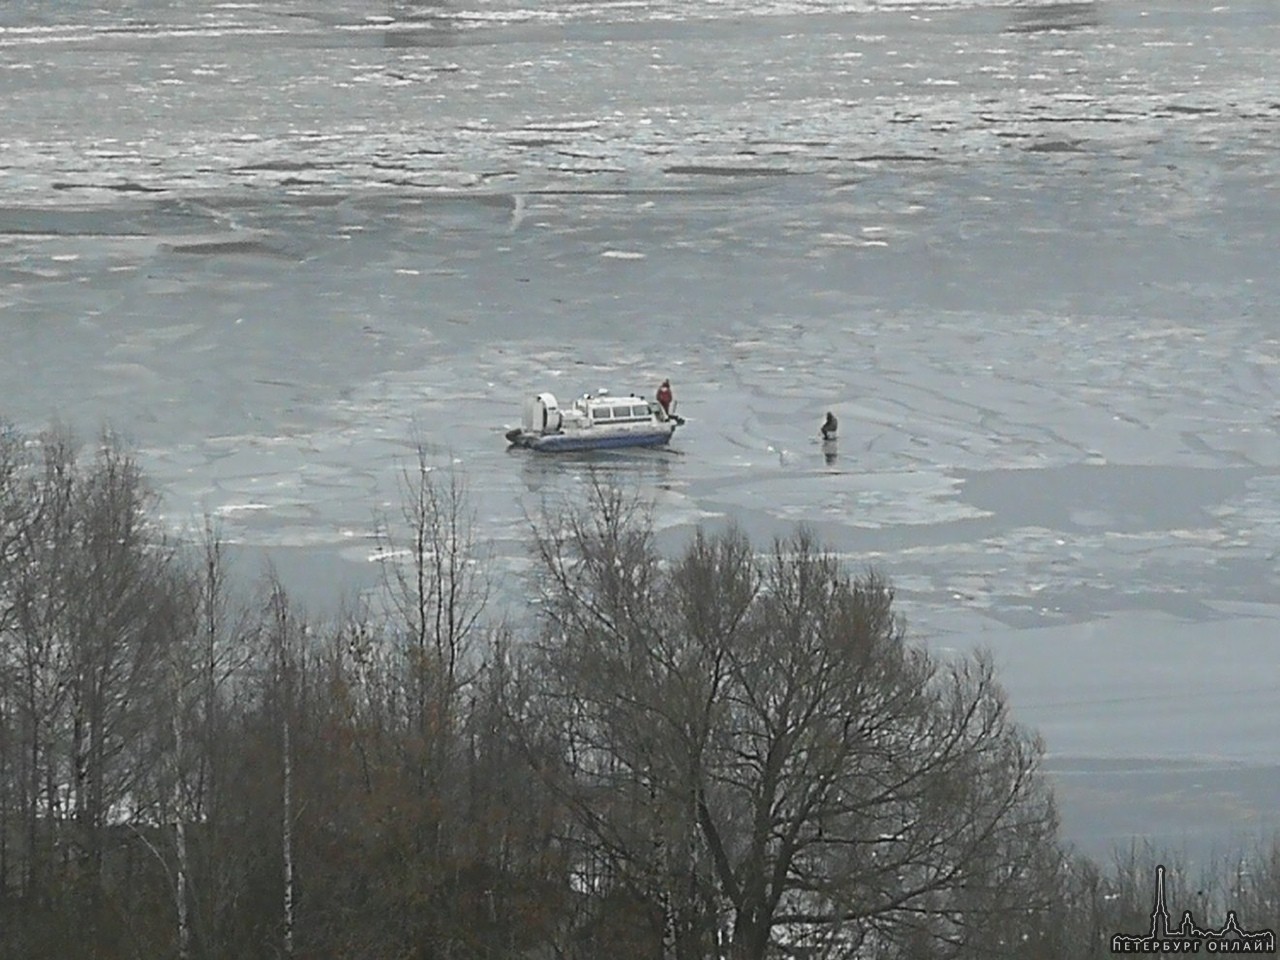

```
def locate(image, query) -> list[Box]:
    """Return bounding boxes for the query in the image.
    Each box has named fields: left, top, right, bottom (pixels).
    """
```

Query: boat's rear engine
left=522, top=392, right=562, bottom=435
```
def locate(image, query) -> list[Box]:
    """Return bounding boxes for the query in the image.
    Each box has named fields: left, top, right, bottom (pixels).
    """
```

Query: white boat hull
left=506, top=423, right=676, bottom=452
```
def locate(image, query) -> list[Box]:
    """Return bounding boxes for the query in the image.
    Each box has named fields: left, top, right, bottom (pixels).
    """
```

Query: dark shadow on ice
left=163, top=239, right=303, bottom=260
left=51, top=180, right=167, bottom=194
left=1023, top=139, right=1088, bottom=154
left=1006, top=2, right=1101, bottom=34
left=664, top=165, right=797, bottom=178
left=383, top=0, right=458, bottom=48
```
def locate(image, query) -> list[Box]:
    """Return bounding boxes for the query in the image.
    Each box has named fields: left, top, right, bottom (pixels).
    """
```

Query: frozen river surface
left=2, top=0, right=1279, bottom=859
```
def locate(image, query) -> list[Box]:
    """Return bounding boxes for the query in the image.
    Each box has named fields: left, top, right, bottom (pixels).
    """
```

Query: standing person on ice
left=656, top=379, right=674, bottom=419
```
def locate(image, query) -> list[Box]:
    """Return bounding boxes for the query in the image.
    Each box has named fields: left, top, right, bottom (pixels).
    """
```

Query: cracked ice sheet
left=4, top=0, right=1280, bottom=861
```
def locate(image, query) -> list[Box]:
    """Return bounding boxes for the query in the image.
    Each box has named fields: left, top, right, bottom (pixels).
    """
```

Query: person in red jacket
left=656, top=379, right=674, bottom=418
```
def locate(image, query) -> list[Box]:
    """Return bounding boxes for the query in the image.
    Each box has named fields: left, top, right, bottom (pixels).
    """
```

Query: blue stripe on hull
left=530, top=430, right=674, bottom=453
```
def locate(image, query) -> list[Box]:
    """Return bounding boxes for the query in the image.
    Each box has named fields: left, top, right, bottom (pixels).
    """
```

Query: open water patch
left=956, top=463, right=1258, bottom=534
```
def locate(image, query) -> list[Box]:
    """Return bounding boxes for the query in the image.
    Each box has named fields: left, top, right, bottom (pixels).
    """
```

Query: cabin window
left=611, top=406, right=632, bottom=419
left=630, top=405, right=649, bottom=418
left=593, top=408, right=611, bottom=421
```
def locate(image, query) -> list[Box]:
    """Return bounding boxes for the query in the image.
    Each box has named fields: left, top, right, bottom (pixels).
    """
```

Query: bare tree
left=157, top=520, right=245, bottom=960
left=259, top=578, right=299, bottom=960
left=2, top=427, right=78, bottom=901
left=0, top=422, right=27, bottom=902
left=59, top=434, right=184, bottom=948
left=525, top=480, right=1060, bottom=959
left=106, top=514, right=263, bottom=960
left=377, top=446, right=488, bottom=704
left=373, top=447, right=489, bottom=800
left=0, top=428, right=212, bottom=955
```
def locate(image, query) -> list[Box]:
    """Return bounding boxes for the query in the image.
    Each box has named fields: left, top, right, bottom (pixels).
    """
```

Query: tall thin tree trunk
left=172, top=659, right=190, bottom=960
left=651, top=775, right=677, bottom=960
left=26, top=710, right=39, bottom=896
left=282, top=707, right=294, bottom=960
left=683, top=781, right=700, bottom=960
left=175, top=816, right=189, bottom=959
left=0, top=705, right=9, bottom=900
left=280, top=633, right=295, bottom=960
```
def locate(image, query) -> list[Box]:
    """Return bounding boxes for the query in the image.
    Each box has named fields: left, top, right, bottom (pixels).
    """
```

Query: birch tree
left=262, top=579, right=298, bottom=960
left=2, top=430, right=78, bottom=904
left=64, top=439, right=173, bottom=893
left=374, top=446, right=489, bottom=745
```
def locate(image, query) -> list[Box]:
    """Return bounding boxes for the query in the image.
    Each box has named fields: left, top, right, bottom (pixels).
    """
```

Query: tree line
left=0, top=422, right=1276, bottom=959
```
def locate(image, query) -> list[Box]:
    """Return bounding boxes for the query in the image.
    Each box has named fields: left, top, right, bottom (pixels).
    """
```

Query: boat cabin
left=522, top=391, right=661, bottom=436
left=582, top=396, right=656, bottom=424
